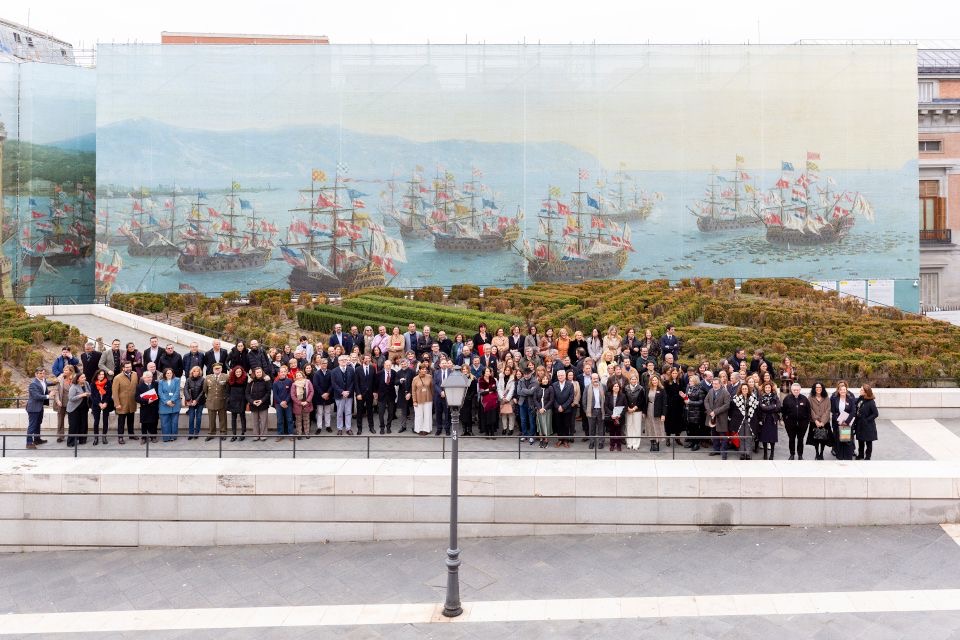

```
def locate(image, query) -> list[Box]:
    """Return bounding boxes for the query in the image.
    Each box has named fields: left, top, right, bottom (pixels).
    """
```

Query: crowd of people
left=23, top=321, right=879, bottom=460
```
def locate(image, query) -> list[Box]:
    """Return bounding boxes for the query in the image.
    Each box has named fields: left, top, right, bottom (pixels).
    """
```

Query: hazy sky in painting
left=96, top=43, right=916, bottom=171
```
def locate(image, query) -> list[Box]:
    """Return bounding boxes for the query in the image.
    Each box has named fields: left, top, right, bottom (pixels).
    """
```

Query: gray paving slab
left=2, top=526, right=960, bottom=619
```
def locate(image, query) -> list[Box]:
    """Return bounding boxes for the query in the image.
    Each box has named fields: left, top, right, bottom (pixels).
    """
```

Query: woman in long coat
left=623, top=372, right=645, bottom=450
left=643, top=375, right=666, bottom=452
left=729, top=382, right=758, bottom=460
left=854, top=383, right=879, bottom=460
left=806, top=382, right=833, bottom=460
left=757, top=381, right=781, bottom=459
left=830, top=380, right=858, bottom=460
left=662, top=368, right=685, bottom=446
left=683, top=374, right=705, bottom=451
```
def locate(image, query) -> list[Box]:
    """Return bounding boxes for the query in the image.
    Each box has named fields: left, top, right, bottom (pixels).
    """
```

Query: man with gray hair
left=781, top=382, right=811, bottom=460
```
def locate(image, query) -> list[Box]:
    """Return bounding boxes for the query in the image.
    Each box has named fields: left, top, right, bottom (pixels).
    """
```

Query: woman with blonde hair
left=644, top=375, right=666, bottom=451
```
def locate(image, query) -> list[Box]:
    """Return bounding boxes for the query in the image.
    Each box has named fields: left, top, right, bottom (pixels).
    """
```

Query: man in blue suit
left=354, top=354, right=377, bottom=435
left=330, top=354, right=356, bottom=434
left=432, top=358, right=453, bottom=436
left=25, top=367, right=50, bottom=449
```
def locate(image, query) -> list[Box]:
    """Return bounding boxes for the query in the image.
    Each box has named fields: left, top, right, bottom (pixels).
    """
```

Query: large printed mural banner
left=1, top=61, right=96, bottom=303
left=95, top=44, right=919, bottom=296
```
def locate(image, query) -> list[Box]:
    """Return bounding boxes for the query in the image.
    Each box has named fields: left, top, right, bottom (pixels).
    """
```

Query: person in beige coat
left=411, top=363, right=434, bottom=435
left=50, top=367, right=75, bottom=442
left=203, top=363, right=229, bottom=440
left=111, top=362, right=139, bottom=444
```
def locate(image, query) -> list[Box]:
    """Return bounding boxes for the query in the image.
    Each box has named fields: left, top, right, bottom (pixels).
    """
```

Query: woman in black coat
left=854, top=384, right=879, bottom=460
left=227, top=341, right=250, bottom=373
left=683, top=375, right=706, bottom=451
left=830, top=380, right=858, bottom=461
left=459, top=364, right=477, bottom=437
left=89, top=369, right=114, bottom=446
left=729, top=382, right=758, bottom=460
left=662, top=368, right=686, bottom=445
left=136, top=371, right=160, bottom=442
left=226, top=366, right=248, bottom=442
left=757, top=381, right=781, bottom=460
left=604, top=382, right=628, bottom=452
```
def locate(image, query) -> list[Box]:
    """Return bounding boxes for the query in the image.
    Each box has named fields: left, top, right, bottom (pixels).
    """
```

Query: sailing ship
left=282, top=169, right=406, bottom=292
left=430, top=168, right=520, bottom=252
left=598, top=168, right=663, bottom=222
left=118, top=188, right=180, bottom=257
left=385, top=169, right=433, bottom=239
left=689, top=157, right=764, bottom=232
left=177, top=184, right=274, bottom=272
left=21, top=184, right=94, bottom=268
left=763, top=154, right=875, bottom=246
left=520, top=180, right=630, bottom=283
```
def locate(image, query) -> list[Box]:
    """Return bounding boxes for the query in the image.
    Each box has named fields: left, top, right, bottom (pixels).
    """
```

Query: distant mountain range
left=95, top=118, right=598, bottom=189
left=48, top=133, right=96, bottom=153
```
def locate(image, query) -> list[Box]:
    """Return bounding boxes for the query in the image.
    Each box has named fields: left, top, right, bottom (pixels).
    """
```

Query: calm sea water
left=2, top=166, right=918, bottom=298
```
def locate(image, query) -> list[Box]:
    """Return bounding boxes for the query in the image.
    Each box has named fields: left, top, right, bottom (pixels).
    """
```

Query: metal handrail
left=2, top=432, right=755, bottom=461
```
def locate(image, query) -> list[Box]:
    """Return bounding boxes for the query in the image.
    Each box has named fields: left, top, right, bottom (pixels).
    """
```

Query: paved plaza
left=1, top=525, right=960, bottom=637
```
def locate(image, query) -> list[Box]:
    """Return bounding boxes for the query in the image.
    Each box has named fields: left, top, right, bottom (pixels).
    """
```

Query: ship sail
left=763, top=153, right=873, bottom=246
left=284, top=169, right=400, bottom=292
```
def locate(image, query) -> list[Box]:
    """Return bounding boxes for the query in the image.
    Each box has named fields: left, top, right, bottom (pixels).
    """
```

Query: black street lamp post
left=440, top=369, right=469, bottom=618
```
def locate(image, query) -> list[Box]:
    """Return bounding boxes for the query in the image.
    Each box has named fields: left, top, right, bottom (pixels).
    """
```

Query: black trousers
left=785, top=422, right=807, bottom=456
left=857, top=440, right=874, bottom=459
left=116, top=412, right=136, bottom=436
left=356, top=393, right=375, bottom=431
left=378, top=396, right=395, bottom=429
left=141, top=420, right=158, bottom=436
left=92, top=406, right=111, bottom=435
left=231, top=411, right=247, bottom=434
left=67, top=408, right=89, bottom=446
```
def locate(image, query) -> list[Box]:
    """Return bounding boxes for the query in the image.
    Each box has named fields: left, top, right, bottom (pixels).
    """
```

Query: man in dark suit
left=376, top=363, right=397, bottom=434
left=329, top=323, right=353, bottom=354
left=416, top=326, right=437, bottom=360
left=394, top=359, right=414, bottom=433
left=182, top=343, right=205, bottom=378
left=312, top=358, right=333, bottom=433
left=142, top=337, right=162, bottom=371
left=331, top=355, right=356, bottom=434
left=552, top=373, right=575, bottom=444
left=436, top=331, right=453, bottom=358
left=659, top=324, right=680, bottom=362
left=354, top=354, right=377, bottom=435
left=80, top=342, right=102, bottom=382
left=432, top=359, right=453, bottom=436
left=204, top=339, right=229, bottom=375
left=157, top=344, right=184, bottom=378
left=25, top=367, right=50, bottom=449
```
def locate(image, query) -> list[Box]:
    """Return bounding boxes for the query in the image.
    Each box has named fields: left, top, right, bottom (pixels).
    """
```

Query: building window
left=60, top=48, right=67, bottom=57
left=920, top=273, right=940, bottom=309
left=919, top=179, right=949, bottom=243
left=919, top=140, right=943, bottom=153
left=26, top=36, right=34, bottom=47
left=919, top=81, right=936, bottom=102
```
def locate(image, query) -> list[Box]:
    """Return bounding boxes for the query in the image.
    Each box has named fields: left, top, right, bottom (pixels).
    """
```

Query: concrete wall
left=0, top=457, right=958, bottom=549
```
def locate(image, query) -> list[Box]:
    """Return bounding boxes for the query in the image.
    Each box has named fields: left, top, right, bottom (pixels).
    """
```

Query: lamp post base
left=442, top=545, right=462, bottom=617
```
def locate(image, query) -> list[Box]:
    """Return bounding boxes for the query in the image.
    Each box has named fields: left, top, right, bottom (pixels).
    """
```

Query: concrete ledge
left=0, top=458, right=958, bottom=548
